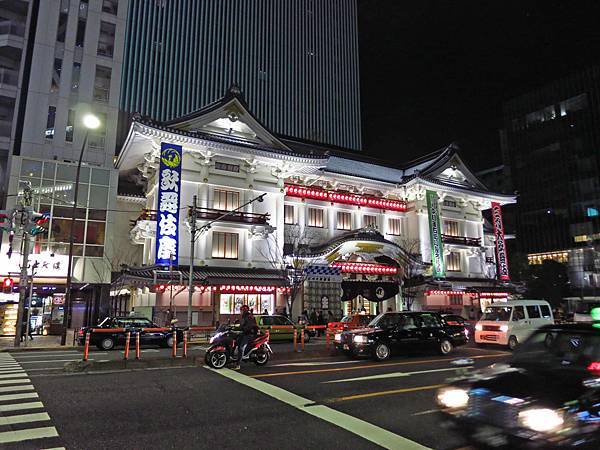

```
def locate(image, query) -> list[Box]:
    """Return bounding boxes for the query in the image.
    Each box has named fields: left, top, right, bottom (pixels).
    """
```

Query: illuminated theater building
left=113, top=87, right=516, bottom=325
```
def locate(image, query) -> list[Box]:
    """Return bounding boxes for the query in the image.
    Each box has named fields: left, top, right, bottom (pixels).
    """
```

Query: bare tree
left=390, top=237, right=424, bottom=311
left=259, top=225, right=318, bottom=315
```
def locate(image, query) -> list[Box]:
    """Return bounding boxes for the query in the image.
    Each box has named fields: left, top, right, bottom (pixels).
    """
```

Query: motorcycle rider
left=234, top=305, right=258, bottom=370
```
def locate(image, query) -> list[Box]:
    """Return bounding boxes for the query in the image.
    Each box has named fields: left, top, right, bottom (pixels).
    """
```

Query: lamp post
left=60, top=114, right=100, bottom=346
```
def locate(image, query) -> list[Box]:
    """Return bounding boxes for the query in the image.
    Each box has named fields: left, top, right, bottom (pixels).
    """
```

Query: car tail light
left=78, top=329, right=85, bottom=336
left=587, top=361, right=600, bottom=374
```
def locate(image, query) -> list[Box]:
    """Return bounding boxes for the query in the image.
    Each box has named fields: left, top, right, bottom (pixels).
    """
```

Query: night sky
left=358, top=0, right=600, bottom=170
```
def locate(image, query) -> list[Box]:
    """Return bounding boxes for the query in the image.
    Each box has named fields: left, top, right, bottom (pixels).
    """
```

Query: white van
left=474, top=300, right=554, bottom=350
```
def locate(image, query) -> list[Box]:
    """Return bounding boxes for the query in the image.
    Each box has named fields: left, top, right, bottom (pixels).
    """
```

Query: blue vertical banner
left=155, top=142, right=182, bottom=266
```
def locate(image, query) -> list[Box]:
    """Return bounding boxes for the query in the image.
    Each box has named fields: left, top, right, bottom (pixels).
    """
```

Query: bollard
left=183, top=330, right=188, bottom=358
left=300, top=327, right=305, bottom=351
left=135, top=331, right=141, bottom=359
left=172, top=330, right=177, bottom=358
left=83, top=331, right=91, bottom=361
left=123, top=331, right=131, bottom=360
left=293, top=328, right=298, bottom=352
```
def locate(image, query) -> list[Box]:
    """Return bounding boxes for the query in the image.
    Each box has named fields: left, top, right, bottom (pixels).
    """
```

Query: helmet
left=240, top=305, right=250, bottom=313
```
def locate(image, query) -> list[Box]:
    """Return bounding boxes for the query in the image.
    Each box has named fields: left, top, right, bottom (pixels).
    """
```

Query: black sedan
left=78, top=316, right=184, bottom=350
left=438, top=323, right=600, bottom=449
left=334, top=312, right=468, bottom=361
left=442, top=314, right=475, bottom=341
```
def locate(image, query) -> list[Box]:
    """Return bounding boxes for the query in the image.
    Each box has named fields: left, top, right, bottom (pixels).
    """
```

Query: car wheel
left=166, top=335, right=174, bottom=348
left=508, top=335, right=518, bottom=351
left=100, top=337, right=115, bottom=351
left=439, top=339, right=453, bottom=355
left=373, top=342, right=391, bottom=361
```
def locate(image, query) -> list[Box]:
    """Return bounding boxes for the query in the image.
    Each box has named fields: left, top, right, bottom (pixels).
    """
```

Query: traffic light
left=2, top=278, right=14, bottom=294
left=24, top=211, right=49, bottom=236
left=0, top=209, right=16, bottom=232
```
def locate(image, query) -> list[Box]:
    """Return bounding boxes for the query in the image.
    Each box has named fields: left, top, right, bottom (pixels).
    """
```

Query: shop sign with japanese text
left=491, top=202, right=510, bottom=280
left=155, top=143, right=182, bottom=266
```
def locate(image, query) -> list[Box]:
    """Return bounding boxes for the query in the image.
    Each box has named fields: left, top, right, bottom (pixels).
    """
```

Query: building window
left=307, top=208, right=324, bottom=228
left=71, top=62, right=81, bottom=93
left=220, top=294, right=273, bottom=315
left=388, top=218, right=401, bottom=236
left=446, top=252, right=461, bottom=272
left=75, top=18, right=86, bottom=47
left=93, top=66, right=111, bottom=102
left=97, top=21, right=116, bottom=57
left=284, top=205, right=295, bottom=225
left=45, top=106, right=56, bottom=139
left=364, top=215, right=377, bottom=228
left=443, top=220, right=459, bottom=236
left=102, top=0, right=119, bottom=14
left=50, top=58, right=62, bottom=93
left=337, top=211, right=351, bottom=230
left=212, top=232, right=238, bottom=259
left=443, top=199, right=457, bottom=208
left=213, top=189, right=239, bottom=211
left=65, top=109, right=75, bottom=142
left=449, top=294, right=463, bottom=305
left=56, top=12, right=69, bottom=43
left=215, top=161, right=239, bottom=173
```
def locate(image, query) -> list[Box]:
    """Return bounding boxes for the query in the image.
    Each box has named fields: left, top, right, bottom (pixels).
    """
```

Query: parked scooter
left=205, top=325, right=272, bottom=369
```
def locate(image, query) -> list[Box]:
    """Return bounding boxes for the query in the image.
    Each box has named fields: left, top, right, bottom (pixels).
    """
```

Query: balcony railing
left=441, top=234, right=481, bottom=247
left=131, top=208, right=270, bottom=227
left=0, top=20, right=26, bottom=38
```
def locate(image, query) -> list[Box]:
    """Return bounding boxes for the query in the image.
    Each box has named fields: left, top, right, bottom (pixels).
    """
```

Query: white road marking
left=273, top=360, right=363, bottom=367
left=0, top=378, right=31, bottom=385
left=0, top=412, right=50, bottom=426
left=0, top=392, right=39, bottom=402
left=325, top=366, right=472, bottom=383
left=0, top=426, right=58, bottom=444
left=0, top=373, right=27, bottom=379
left=0, top=401, right=44, bottom=412
left=0, top=384, right=35, bottom=392
left=207, top=367, right=430, bottom=450
left=412, top=409, right=438, bottom=416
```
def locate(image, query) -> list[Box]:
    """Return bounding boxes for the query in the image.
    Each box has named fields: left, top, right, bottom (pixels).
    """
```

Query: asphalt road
left=0, top=344, right=510, bottom=449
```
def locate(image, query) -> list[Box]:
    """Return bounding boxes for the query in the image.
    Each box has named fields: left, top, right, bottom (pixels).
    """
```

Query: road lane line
left=0, top=384, right=34, bottom=392
left=325, top=366, right=472, bottom=383
left=0, top=401, right=44, bottom=412
left=0, top=378, right=31, bottom=385
left=412, top=409, right=438, bottom=416
left=0, top=426, right=58, bottom=444
left=207, top=367, right=430, bottom=450
left=0, top=412, right=50, bottom=426
left=273, top=360, right=364, bottom=367
left=329, top=384, right=445, bottom=403
left=252, top=354, right=505, bottom=378
left=0, top=392, right=39, bottom=401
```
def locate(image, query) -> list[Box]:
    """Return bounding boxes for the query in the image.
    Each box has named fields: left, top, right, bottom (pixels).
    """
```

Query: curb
left=64, top=355, right=204, bottom=373
left=1, top=346, right=78, bottom=353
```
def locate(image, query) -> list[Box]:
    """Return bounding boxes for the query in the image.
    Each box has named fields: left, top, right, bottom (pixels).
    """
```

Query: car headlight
left=500, top=325, right=509, bottom=332
left=475, top=324, right=483, bottom=331
left=353, top=335, right=368, bottom=344
left=518, top=408, right=564, bottom=432
left=437, top=387, right=469, bottom=409
left=334, top=333, right=342, bottom=342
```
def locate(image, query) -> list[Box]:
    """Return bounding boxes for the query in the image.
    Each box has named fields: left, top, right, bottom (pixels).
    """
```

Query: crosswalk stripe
left=20, top=359, right=81, bottom=364
left=0, top=373, right=27, bottom=379
left=0, top=412, right=50, bottom=426
left=0, top=426, right=58, bottom=444
left=0, top=369, right=25, bottom=373
left=0, top=365, right=20, bottom=368
left=0, top=385, right=34, bottom=392
left=0, top=392, right=39, bottom=402
left=0, top=378, right=30, bottom=385
left=0, top=401, right=44, bottom=412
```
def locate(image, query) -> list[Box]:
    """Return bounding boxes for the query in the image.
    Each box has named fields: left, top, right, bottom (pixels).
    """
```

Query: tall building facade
left=0, top=0, right=129, bottom=335
left=119, top=0, right=362, bottom=150
left=500, top=66, right=600, bottom=297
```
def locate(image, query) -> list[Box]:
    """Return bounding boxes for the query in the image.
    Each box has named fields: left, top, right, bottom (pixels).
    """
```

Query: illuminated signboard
left=491, top=202, right=510, bottom=281
left=155, top=143, right=182, bottom=266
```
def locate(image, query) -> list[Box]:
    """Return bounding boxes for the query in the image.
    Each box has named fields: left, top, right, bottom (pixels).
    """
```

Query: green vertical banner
left=426, top=190, right=445, bottom=278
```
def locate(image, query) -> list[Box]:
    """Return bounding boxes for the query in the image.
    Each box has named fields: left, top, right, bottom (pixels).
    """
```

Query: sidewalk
left=0, top=334, right=75, bottom=351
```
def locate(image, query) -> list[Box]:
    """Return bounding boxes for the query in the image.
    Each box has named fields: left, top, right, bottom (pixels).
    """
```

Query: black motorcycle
left=204, top=325, right=272, bottom=369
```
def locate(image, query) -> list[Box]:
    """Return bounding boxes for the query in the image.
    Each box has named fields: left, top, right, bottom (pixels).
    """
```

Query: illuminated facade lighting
left=284, top=184, right=407, bottom=212
left=331, top=262, right=398, bottom=274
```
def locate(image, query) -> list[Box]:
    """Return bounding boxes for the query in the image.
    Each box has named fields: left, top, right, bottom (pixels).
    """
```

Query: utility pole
left=23, top=261, right=38, bottom=347
left=187, top=195, right=197, bottom=327
left=14, top=184, right=32, bottom=347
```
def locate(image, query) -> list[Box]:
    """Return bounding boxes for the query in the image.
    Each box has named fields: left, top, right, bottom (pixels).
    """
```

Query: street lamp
left=60, top=113, right=100, bottom=345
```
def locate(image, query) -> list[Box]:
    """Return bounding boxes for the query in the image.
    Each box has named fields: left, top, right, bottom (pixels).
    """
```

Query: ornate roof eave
left=318, top=167, right=402, bottom=189
left=405, top=176, right=517, bottom=205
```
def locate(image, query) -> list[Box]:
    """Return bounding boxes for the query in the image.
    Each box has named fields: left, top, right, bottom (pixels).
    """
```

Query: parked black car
left=78, top=316, right=184, bottom=350
left=438, top=322, right=600, bottom=449
left=334, top=312, right=468, bottom=361
left=442, top=314, right=474, bottom=341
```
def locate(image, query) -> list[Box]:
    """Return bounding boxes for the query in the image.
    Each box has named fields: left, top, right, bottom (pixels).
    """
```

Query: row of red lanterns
left=331, top=262, right=398, bottom=275
left=425, top=290, right=509, bottom=297
left=154, top=285, right=291, bottom=294
left=284, top=184, right=407, bottom=212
